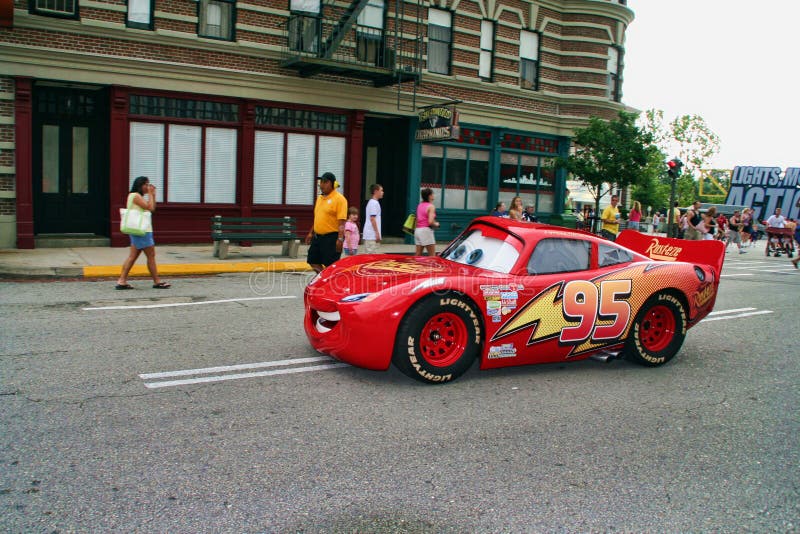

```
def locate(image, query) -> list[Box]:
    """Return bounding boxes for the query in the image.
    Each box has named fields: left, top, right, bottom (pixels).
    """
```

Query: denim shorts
left=130, top=232, right=155, bottom=250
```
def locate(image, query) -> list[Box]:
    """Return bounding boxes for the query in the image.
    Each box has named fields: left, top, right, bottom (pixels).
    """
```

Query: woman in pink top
left=627, top=200, right=642, bottom=231
left=414, top=188, right=439, bottom=256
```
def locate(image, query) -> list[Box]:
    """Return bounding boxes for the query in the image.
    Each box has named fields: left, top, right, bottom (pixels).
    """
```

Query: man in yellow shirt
left=600, top=195, right=620, bottom=241
left=305, top=172, right=348, bottom=273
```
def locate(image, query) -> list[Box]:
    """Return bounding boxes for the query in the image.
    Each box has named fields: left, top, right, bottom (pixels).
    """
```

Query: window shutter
left=290, top=0, right=320, bottom=13
left=428, top=8, right=450, bottom=27
left=253, top=131, right=285, bottom=204
left=168, top=125, right=201, bottom=203
left=204, top=127, right=237, bottom=203
left=608, top=47, right=619, bottom=74
left=285, top=133, right=316, bottom=205
left=128, top=0, right=151, bottom=24
left=317, top=136, right=345, bottom=190
left=520, top=31, right=538, bottom=60
left=129, top=122, right=164, bottom=201
left=479, top=50, right=492, bottom=78
left=358, top=0, right=384, bottom=29
left=480, top=20, right=493, bottom=50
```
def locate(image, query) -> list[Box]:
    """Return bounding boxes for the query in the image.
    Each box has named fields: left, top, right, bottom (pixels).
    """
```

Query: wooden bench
left=211, top=216, right=300, bottom=260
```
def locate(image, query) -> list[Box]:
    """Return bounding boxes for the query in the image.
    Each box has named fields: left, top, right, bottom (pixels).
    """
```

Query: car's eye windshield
left=442, top=229, right=520, bottom=273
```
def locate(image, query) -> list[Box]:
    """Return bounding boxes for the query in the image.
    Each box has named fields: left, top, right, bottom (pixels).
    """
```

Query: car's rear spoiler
left=616, top=230, right=726, bottom=277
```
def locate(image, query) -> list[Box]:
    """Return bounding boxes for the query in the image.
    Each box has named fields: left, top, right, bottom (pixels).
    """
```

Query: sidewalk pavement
left=0, top=242, right=418, bottom=278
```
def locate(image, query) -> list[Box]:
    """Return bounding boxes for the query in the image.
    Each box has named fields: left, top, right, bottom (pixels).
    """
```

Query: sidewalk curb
left=83, top=261, right=313, bottom=278
left=0, top=266, right=84, bottom=278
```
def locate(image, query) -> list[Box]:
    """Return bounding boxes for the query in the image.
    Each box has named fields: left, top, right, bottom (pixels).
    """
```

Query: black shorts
left=600, top=229, right=616, bottom=241
left=307, top=232, right=341, bottom=267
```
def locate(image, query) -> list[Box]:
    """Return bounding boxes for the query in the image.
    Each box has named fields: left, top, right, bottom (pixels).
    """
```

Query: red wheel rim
left=419, top=312, right=468, bottom=367
left=638, top=304, right=676, bottom=353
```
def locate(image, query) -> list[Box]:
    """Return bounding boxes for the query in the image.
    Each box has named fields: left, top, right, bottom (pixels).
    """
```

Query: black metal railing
left=281, top=0, right=422, bottom=82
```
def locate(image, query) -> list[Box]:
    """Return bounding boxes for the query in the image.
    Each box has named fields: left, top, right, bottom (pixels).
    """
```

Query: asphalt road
left=1, top=251, right=798, bottom=532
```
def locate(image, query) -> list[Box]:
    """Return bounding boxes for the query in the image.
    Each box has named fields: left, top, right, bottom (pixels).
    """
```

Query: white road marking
left=83, top=295, right=296, bottom=311
left=702, top=310, right=773, bottom=322
left=720, top=273, right=754, bottom=277
left=143, top=363, right=349, bottom=389
left=708, top=308, right=756, bottom=315
left=724, top=265, right=796, bottom=271
left=140, top=356, right=333, bottom=379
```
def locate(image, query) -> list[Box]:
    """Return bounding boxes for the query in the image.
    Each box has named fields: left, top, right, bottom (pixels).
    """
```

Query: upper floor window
left=356, top=0, right=385, bottom=66
left=127, top=0, right=153, bottom=30
left=427, top=9, right=452, bottom=75
left=288, top=0, right=320, bottom=53
left=607, top=45, right=623, bottom=102
left=30, top=0, right=78, bottom=19
left=479, top=20, right=494, bottom=80
left=520, top=30, right=539, bottom=90
left=199, top=0, right=235, bottom=41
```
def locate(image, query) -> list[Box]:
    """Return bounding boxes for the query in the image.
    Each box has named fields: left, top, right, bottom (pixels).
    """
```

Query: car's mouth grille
left=314, top=309, right=340, bottom=333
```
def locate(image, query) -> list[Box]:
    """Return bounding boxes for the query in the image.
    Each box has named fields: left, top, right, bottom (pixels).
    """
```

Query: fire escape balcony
left=280, top=0, right=422, bottom=88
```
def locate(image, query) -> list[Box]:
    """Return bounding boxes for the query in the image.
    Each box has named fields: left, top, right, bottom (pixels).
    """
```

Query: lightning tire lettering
left=624, top=292, right=686, bottom=367
left=392, top=293, right=482, bottom=384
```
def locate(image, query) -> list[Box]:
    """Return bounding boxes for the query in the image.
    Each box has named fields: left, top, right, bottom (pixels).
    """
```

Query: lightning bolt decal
left=492, top=264, right=655, bottom=355
left=492, top=282, right=565, bottom=344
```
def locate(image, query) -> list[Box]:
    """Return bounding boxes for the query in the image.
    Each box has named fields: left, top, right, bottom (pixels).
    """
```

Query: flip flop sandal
left=153, top=282, right=171, bottom=289
left=115, top=284, right=134, bottom=290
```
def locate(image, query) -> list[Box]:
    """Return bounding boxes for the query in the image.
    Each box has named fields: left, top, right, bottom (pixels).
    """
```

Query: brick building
left=0, top=0, right=632, bottom=248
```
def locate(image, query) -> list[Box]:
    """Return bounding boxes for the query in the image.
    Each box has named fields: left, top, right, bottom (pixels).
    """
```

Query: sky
left=623, top=1, right=800, bottom=171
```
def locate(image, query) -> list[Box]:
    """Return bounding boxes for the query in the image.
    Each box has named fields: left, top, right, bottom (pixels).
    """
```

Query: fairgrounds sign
left=725, top=166, right=800, bottom=221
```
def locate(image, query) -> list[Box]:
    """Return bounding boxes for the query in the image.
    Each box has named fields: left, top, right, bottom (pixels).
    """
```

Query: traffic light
left=666, top=158, right=683, bottom=178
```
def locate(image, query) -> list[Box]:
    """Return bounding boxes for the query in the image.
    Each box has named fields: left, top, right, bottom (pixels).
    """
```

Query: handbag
left=402, top=213, right=416, bottom=235
left=119, top=194, right=152, bottom=236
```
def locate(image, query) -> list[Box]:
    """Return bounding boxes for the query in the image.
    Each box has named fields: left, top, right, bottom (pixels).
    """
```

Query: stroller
left=764, top=227, right=795, bottom=258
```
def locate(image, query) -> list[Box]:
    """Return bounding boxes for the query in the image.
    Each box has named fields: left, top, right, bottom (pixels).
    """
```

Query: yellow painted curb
left=83, top=261, right=312, bottom=278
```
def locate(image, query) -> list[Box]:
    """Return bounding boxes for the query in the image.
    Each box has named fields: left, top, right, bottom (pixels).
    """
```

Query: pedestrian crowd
left=489, top=196, right=538, bottom=223
left=599, top=197, right=799, bottom=267
left=114, top=173, right=799, bottom=288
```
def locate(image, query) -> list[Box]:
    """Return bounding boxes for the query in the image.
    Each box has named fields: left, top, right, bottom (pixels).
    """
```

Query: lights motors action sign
left=415, top=106, right=460, bottom=142
left=724, top=166, right=800, bottom=220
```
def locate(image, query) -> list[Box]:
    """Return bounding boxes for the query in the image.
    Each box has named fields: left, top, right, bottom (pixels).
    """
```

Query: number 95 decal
left=560, top=279, right=632, bottom=343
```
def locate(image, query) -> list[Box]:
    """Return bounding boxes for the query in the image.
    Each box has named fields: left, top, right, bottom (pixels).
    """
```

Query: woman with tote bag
left=116, top=176, right=170, bottom=290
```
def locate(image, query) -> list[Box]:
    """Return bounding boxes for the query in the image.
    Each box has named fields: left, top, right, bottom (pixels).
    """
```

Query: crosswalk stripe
left=143, top=363, right=350, bottom=389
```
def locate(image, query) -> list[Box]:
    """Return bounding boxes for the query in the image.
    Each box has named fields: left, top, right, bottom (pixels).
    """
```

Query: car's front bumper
left=303, top=295, right=403, bottom=371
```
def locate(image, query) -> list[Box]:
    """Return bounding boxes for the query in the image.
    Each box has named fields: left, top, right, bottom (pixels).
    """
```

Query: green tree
left=675, top=174, right=697, bottom=206
left=557, top=111, right=662, bottom=220
left=640, top=109, right=722, bottom=209
left=640, top=109, right=721, bottom=196
left=631, top=174, right=670, bottom=213
left=671, top=114, right=721, bottom=177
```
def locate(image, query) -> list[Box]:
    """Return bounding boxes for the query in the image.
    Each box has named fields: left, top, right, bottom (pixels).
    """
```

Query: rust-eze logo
left=645, top=238, right=682, bottom=261
left=357, top=259, right=448, bottom=275
left=694, top=283, right=715, bottom=307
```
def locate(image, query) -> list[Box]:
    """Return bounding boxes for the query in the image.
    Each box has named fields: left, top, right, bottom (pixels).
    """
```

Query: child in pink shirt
left=343, top=207, right=360, bottom=256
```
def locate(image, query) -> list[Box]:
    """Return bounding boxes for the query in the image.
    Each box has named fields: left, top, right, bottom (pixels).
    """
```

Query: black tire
left=625, top=292, right=687, bottom=367
left=392, top=292, right=482, bottom=384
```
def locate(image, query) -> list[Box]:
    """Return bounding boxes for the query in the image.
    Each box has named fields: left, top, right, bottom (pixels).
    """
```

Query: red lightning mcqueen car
left=304, top=217, right=725, bottom=384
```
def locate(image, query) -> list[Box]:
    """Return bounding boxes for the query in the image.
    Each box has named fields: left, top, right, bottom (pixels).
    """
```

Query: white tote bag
left=119, top=194, right=152, bottom=236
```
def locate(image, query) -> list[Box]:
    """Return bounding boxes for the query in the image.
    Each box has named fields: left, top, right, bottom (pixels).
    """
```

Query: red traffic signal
left=666, top=158, right=683, bottom=177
